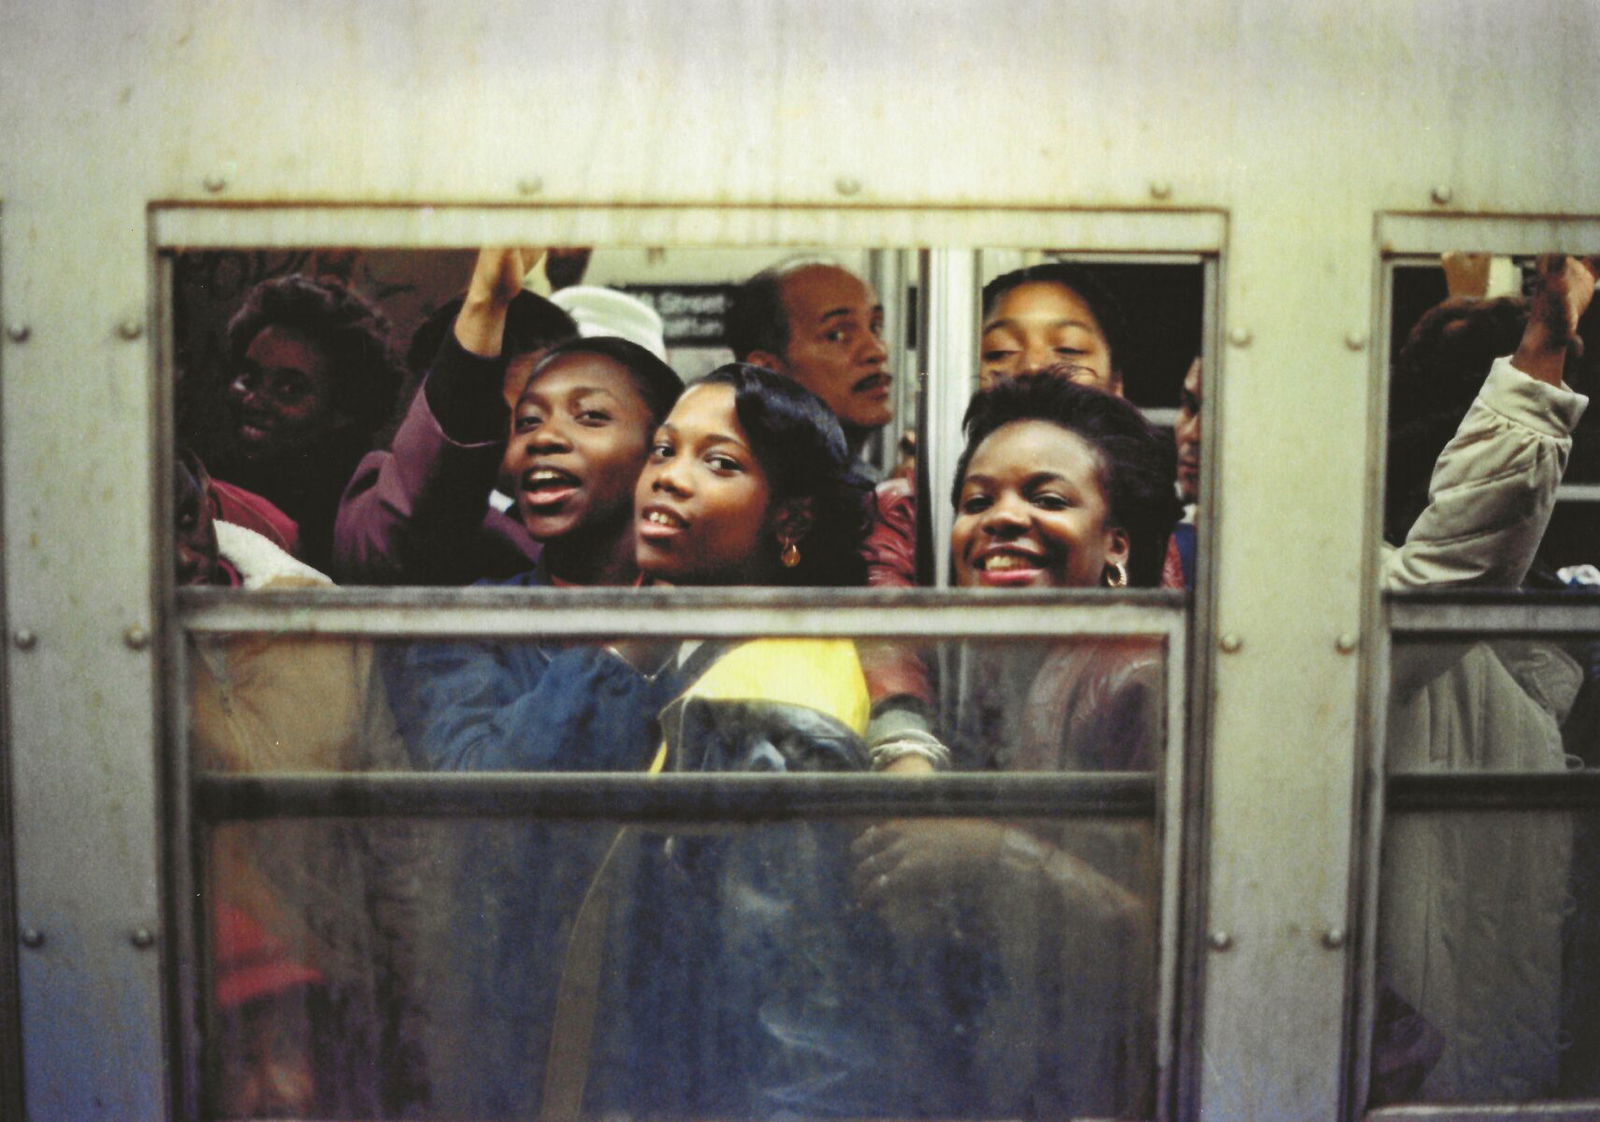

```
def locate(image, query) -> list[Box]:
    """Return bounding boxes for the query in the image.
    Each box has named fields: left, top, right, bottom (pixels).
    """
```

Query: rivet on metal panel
left=834, top=176, right=862, bottom=197
left=12, top=629, right=37, bottom=650
left=1321, top=928, right=1347, bottom=950
left=5, top=322, right=30, bottom=343
left=517, top=176, right=544, bottom=196
left=123, top=625, right=150, bottom=651
left=20, top=927, right=44, bottom=949
left=1219, top=633, right=1242, bottom=654
left=1430, top=185, right=1453, bottom=206
left=129, top=927, right=156, bottom=950
left=116, top=318, right=144, bottom=341
left=1336, top=633, right=1358, bottom=654
left=202, top=171, right=228, bottom=194
left=1148, top=180, right=1173, bottom=201
left=1227, top=327, right=1252, bottom=348
left=1344, top=332, right=1367, bottom=352
left=1208, top=930, right=1234, bottom=952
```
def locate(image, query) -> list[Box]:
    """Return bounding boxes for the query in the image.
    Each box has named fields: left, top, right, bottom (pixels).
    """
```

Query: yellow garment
left=676, top=638, right=870, bottom=736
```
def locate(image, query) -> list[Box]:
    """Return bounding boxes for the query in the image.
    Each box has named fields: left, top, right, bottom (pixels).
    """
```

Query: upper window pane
left=167, top=245, right=1208, bottom=594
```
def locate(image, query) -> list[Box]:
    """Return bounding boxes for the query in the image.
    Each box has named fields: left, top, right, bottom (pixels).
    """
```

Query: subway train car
left=3, top=2, right=1600, bottom=1119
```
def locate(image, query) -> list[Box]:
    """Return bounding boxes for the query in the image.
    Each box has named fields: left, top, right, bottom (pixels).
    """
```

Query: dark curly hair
left=1385, top=295, right=1530, bottom=544
left=698, top=363, right=870, bottom=587
left=524, top=336, right=684, bottom=425
left=981, top=262, right=1130, bottom=381
left=225, top=274, right=405, bottom=437
left=954, top=371, right=1181, bottom=587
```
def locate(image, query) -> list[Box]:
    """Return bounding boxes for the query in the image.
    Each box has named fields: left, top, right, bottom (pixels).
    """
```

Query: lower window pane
left=1376, top=635, right=1598, bottom=1106
left=202, top=814, right=1159, bottom=1119
left=191, top=630, right=1168, bottom=1117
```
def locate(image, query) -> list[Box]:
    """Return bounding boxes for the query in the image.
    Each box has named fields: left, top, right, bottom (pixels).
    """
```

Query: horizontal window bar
left=1365, top=1102, right=1600, bottom=1121
left=194, top=771, right=1159, bottom=822
left=152, top=204, right=1227, bottom=254
left=178, top=585, right=1187, bottom=639
left=1379, top=212, right=1600, bottom=257
left=1557, top=483, right=1600, bottom=502
left=1386, top=591, right=1600, bottom=635
left=1386, top=771, right=1600, bottom=812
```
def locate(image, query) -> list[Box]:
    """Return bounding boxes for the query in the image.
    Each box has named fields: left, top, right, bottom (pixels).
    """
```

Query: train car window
left=1371, top=239, right=1600, bottom=1117
left=158, top=215, right=1215, bottom=1119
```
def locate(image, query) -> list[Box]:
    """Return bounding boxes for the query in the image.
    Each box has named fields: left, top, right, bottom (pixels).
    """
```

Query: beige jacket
left=1380, top=356, right=1587, bottom=1101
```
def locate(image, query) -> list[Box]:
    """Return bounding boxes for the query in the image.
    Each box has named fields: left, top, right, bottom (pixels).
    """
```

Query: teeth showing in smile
left=979, top=553, right=1035, bottom=572
left=525, top=469, right=576, bottom=487
left=643, top=509, right=683, bottom=527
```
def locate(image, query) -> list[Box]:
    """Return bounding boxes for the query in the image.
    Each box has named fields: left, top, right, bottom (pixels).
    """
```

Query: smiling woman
left=953, top=373, right=1180, bottom=590
left=208, top=274, right=407, bottom=570
left=978, top=263, right=1128, bottom=394
left=634, top=363, right=869, bottom=589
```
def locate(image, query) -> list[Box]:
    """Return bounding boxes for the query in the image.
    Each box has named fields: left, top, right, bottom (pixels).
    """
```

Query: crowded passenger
left=206, top=275, right=405, bottom=571
left=333, top=248, right=580, bottom=584
left=394, top=365, right=893, bottom=1119
left=177, top=449, right=426, bottom=1115
left=1377, top=254, right=1596, bottom=1103
left=853, top=374, right=1178, bottom=1117
left=978, top=262, right=1128, bottom=392
left=867, top=261, right=1135, bottom=591
left=1172, top=356, right=1201, bottom=587
left=725, top=259, right=893, bottom=478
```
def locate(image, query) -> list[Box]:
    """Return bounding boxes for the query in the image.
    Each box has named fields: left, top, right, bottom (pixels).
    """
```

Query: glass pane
left=1383, top=254, right=1600, bottom=585
left=1375, top=634, right=1597, bottom=1106
left=190, top=633, right=1167, bottom=1117
left=201, top=813, right=1159, bottom=1120
left=186, top=634, right=1167, bottom=777
left=168, top=246, right=1206, bottom=592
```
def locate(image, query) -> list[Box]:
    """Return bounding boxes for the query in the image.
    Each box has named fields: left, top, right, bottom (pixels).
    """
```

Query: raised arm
left=1383, top=255, right=1595, bottom=592
left=331, top=249, right=546, bottom=584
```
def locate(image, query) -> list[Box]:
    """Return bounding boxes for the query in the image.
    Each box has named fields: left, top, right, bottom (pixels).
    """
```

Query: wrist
left=1510, top=339, right=1566, bottom=387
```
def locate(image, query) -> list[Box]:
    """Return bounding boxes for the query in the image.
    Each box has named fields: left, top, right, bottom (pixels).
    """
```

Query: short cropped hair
left=954, top=372, right=1181, bottom=587
left=225, top=274, right=405, bottom=435
left=523, top=335, right=684, bottom=426
left=981, top=262, right=1130, bottom=375
left=698, top=363, right=870, bottom=587
left=724, top=257, right=838, bottom=362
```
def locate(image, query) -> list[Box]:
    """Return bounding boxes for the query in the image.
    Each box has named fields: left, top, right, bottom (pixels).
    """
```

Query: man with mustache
left=726, top=260, right=895, bottom=478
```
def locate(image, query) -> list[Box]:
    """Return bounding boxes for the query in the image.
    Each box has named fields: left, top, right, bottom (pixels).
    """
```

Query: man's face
left=768, top=265, right=893, bottom=434
left=1175, top=357, right=1202, bottom=504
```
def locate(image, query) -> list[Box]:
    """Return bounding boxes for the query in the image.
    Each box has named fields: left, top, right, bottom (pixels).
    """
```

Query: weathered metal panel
left=3, top=1, right=1599, bottom=1118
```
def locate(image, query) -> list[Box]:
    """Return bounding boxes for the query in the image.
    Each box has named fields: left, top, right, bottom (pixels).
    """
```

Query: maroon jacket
left=332, top=337, right=539, bottom=586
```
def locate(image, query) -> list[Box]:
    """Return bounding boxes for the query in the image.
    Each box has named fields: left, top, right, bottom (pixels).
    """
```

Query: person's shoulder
left=471, top=567, right=548, bottom=589
left=215, top=521, right=332, bottom=590
left=687, top=638, right=869, bottom=733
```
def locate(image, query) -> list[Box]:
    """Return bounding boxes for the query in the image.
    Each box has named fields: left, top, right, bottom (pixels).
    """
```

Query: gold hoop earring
left=780, top=536, right=802, bottom=568
left=1104, top=560, right=1128, bottom=588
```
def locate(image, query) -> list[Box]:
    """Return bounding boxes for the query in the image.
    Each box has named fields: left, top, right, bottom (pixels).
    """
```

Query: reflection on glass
left=202, top=814, right=1158, bottom=1120
left=187, top=635, right=1167, bottom=779
left=191, top=634, right=1165, bottom=1117
left=1377, top=635, right=1594, bottom=1106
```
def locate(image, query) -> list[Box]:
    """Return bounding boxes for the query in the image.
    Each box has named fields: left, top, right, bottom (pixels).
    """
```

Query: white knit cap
left=549, top=286, right=668, bottom=360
